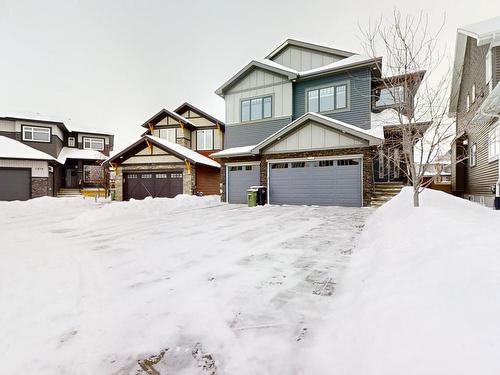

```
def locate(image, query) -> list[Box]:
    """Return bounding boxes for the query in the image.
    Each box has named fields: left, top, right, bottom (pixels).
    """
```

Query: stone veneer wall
left=32, top=177, right=49, bottom=198
left=114, top=163, right=195, bottom=201
left=218, top=146, right=377, bottom=206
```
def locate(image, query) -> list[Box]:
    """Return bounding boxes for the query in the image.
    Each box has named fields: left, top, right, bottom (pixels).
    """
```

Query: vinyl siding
left=225, top=116, right=292, bottom=148
left=293, top=68, right=372, bottom=129
left=271, top=45, right=342, bottom=71
left=224, top=67, right=293, bottom=124
left=0, top=159, right=49, bottom=177
left=454, top=36, right=499, bottom=197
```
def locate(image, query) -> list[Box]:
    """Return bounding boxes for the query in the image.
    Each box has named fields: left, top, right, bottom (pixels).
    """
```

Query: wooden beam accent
left=145, top=139, right=153, bottom=155
left=179, top=120, right=185, bottom=130
left=184, top=160, right=192, bottom=174
left=216, top=121, right=221, bottom=131
left=148, top=123, right=154, bottom=134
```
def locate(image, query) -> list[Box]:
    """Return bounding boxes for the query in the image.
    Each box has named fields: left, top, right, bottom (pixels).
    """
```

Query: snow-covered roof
left=471, top=79, right=500, bottom=124
left=0, top=136, right=55, bottom=161
left=299, top=54, right=379, bottom=77
left=146, top=136, right=220, bottom=168
left=210, top=145, right=256, bottom=158
left=450, top=16, right=500, bottom=115
left=0, top=111, right=113, bottom=136
left=105, top=136, right=220, bottom=169
left=140, top=108, right=197, bottom=129
left=57, top=147, right=107, bottom=164
left=265, top=38, right=354, bottom=60
left=215, top=39, right=381, bottom=97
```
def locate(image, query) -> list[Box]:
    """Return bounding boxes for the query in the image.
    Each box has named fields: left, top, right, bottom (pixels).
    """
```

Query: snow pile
left=304, top=188, right=500, bottom=375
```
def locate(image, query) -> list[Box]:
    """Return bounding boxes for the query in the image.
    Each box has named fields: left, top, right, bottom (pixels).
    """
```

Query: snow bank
left=304, top=188, right=500, bottom=375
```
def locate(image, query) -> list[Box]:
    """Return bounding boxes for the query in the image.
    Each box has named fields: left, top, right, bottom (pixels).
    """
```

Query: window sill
left=312, top=107, right=350, bottom=116
left=488, top=155, right=500, bottom=163
left=22, top=139, right=51, bottom=143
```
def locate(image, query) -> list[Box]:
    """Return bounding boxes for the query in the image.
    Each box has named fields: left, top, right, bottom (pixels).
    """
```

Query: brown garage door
left=0, top=168, right=31, bottom=201
left=124, top=171, right=183, bottom=200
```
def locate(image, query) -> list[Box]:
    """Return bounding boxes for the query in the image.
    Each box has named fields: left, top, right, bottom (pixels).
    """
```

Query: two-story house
left=0, top=112, right=114, bottom=201
left=211, top=39, right=425, bottom=206
left=449, top=17, right=500, bottom=208
left=105, top=102, right=224, bottom=200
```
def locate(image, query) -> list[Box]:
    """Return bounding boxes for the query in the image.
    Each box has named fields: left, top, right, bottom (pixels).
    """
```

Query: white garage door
left=227, top=164, right=260, bottom=204
left=268, top=158, right=362, bottom=207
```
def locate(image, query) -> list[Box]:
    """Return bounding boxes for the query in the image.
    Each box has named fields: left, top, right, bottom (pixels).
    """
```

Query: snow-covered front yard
left=0, top=196, right=371, bottom=374
left=2, top=190, right=500, bottom=375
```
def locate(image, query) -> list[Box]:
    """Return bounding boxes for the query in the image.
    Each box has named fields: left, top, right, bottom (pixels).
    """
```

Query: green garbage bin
left=247, top=188, right=258, bottom=207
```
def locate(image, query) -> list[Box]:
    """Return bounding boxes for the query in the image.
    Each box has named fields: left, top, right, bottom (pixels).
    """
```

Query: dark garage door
left=227, top=164, right=260, bottom=203
left=0, top=168, right=31, bottom=201
left=268, top=158, right=362, bottom=207
left=124, top=171, right=183, bottom=200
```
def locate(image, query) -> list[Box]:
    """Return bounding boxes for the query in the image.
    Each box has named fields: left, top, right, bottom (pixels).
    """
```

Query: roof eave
left=298, top=57, right=382, bottom=79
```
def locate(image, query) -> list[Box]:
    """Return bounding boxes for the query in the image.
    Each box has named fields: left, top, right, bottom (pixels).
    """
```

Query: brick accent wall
left=218, top=146, right=376, bottom=206
left=32, top=177, right=49, bottom=198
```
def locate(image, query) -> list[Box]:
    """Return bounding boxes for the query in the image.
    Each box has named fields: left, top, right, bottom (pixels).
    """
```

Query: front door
left=374, top=147, right=405, bottom=183
left=65, top=168, right=78, bottom=188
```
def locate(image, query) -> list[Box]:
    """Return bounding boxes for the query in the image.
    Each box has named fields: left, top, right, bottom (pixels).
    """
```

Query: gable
left=262, top=120, right=367, bottom=154
left=177, top=109, right=217, bottom=127
left=228, top=67, right=289, bottom=94
left=271, top=45, right=344, bottom=71
left=121, top=143, right=183, bottom=165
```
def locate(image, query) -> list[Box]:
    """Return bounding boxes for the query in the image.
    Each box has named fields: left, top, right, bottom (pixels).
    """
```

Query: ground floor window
left=83, top=165, right=105, bottom=183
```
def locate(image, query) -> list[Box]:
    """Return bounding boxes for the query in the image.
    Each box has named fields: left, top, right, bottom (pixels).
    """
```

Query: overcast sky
left=1, top=0, right=499, bottom=149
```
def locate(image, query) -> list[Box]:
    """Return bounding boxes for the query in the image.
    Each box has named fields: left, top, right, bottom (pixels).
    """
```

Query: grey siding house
left=0, top=113, right=114, bottom=201
left=212, top=39, right=422, bottom=207
left=449, top=17, right=500, bottom=208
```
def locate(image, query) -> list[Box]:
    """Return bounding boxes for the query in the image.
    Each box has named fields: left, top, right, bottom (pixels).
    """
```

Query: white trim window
left=486, top=48, right=493, bottom=93
left=68, top=137, right=76, bottom=147
left=488, top=122, right=500, bottom=161
left=308, top=83, right=348, bottom=113
left=469, top=143, right=477, bottom=167
left=241, top=96, right=272, bottom=122
left=22, top=126, right=51, bottom=142
left=472, top=83, right=476, bottom=102
left=159, top=128, right=176, bottom=143
left=466, top=94, right=470, bottom=112
left=83, top=137, right=105, bottom=151
left=196, top=129, right=214, bottom=150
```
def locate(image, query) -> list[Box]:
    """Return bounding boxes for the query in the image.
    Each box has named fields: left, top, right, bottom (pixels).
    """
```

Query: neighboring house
left=211, top=39, right=426, bottom=206
left=419, top=150, right=452, bottom=193
left=0, top=113, right=113, bottom=201
left=105, top=103, right=224, bottom=200
left=449, top=16, right=500, bottom=208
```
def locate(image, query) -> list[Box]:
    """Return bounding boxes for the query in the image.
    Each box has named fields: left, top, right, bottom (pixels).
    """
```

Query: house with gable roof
left=211, top=39, right=428, bottom=206
left=105, top=103, right=224, bottom=200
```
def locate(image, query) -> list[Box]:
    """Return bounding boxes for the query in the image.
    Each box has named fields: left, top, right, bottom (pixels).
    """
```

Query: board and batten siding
left=293, top=68, right=372, bottom=129
left=224, top=67, right=293, bottom=125
left=270, top=45, right=343, bottom=71
left=262, top=121, right=367, bottom=154
left=454, top=36, right=499, bottom=198
left=225, top=116, right=292, bottom=148
left=0, top=159, right=49, bottom=177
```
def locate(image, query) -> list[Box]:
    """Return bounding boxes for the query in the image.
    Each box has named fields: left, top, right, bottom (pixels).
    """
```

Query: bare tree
left=360, top=10, right=458, bottom=207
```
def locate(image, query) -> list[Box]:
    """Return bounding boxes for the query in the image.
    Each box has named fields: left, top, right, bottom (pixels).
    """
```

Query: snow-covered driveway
left=0, top=197, right=372, bottom=375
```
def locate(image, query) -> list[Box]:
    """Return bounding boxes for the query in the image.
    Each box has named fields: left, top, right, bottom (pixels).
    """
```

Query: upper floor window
left=466, top=94, right=470, bottom=111
left=486, top=48, right=493, bottom=92
left=241, top=96, right=272, bottom=122
left=307, top=84, right=348, bottom=113
left=196, top=129, right=214, bottom=150
left=83, top=137, right=104, bottom=151
left=22, top=126, right=50, bottom=143
left=68, top=137, right=75, bottom=147
left=159, top=128, right=176, bottom=143
left=469, top=143, right=477, bottom=167
left=472, top=83, right=476, bottom=102
left=488, top=121, right=500, bottom=161
left=376, top=85, right=405, bottom=108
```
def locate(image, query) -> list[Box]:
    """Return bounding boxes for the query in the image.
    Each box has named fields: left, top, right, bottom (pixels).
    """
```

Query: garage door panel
left=269, top=159, right=362, bottom=207
left=124, top=172, right=183, bottom=200
left=0, top=168, right=31, bottom=201
left=227, top=165, right=260, bottom=204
